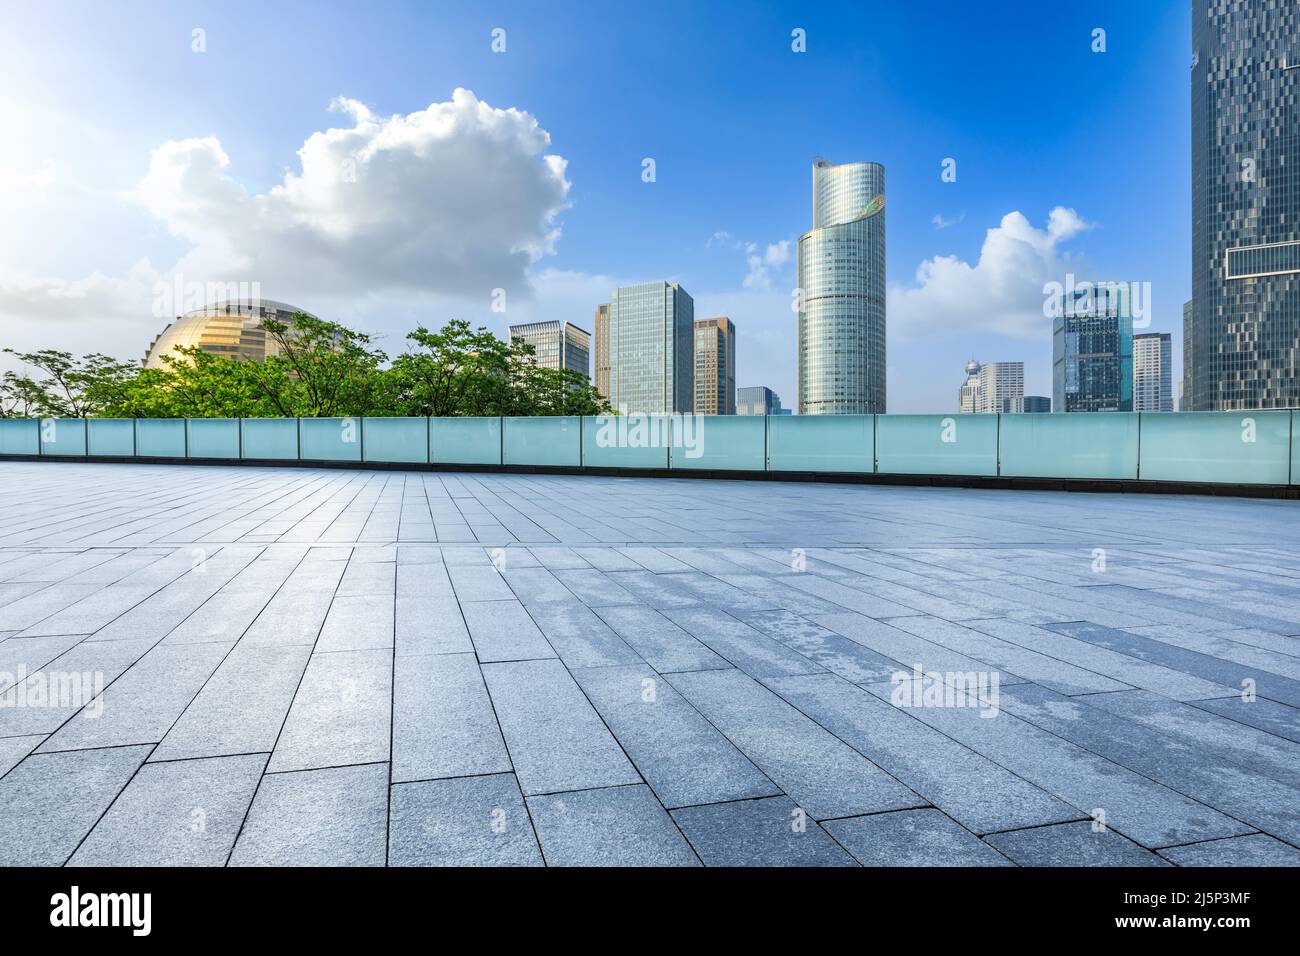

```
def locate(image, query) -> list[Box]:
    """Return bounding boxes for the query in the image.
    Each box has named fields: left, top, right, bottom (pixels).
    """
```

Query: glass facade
left=593, top=303, right=611, bottom=404
left=797, top=158, right=886, bottom=414
left=1134, top=332, right=1174, bottom=412
left=606, top=281, right=694, bottom=413
left=144, top=299, right=313, bottom=368
left=1189, top=0, right=1300, bottom=409
left=1052, top=285, right=1134, bottom=413
left=508, top=320, right=591, bottom=378
left=736, top=386, right=782, bottom=416
left=692, top=316, right=735, bottom=414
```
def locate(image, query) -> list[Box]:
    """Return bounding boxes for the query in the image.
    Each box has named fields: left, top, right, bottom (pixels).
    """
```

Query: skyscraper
left=604, top=281, right=694, bottom=413
left=1023, top=396, right=1051, bottom=413
left=1188, top=0, right=1300, bottom=409
left=797, top=158, right=886, bottom=414
left=737, top=386, right=784, bottom=416
left=958, top=360, right=1024, bottom=413
left=1134, top=332, right=1174, bottom=412
left=593, top=303, right=611, bottom=404
left=508, top=320, right=591, bottom=377
left=692, top=317, right=736, bottom=414
left=1052, top=284, right=1134, bottom=413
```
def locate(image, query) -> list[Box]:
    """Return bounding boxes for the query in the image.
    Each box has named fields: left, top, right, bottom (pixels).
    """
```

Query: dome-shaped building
left=143, top=299, right=316, bottom=369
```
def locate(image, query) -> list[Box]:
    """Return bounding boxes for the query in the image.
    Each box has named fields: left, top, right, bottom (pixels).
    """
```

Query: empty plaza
left=1, top=460, right=1298, bottom=867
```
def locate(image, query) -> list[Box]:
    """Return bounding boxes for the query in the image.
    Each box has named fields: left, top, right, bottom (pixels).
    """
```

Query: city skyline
left=0, top=0, right=1193, bottom=413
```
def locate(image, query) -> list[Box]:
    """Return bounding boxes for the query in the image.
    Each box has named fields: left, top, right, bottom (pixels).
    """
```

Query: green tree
left=1, top=349, right=141, bottom=417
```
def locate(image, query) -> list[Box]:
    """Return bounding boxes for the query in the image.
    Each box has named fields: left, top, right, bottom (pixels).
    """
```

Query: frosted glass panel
left=87, top=419, right=136, bottom=457
left=135, top=419, right=186, bottom=458
left=0, top=420, right=39, bottom=456
left=876, top=414, right=997, bottom=476
left=362, top=418, right=428, bottom=464
left=300, top=417, right=362, bottom=462
left=39, top=418, right=87, bottom=456
left=1140, top=411, right=1290, bottom=484
left=670, top=415, right=764, bottom=470
left=431, top=417, right=501, bottom=465
left=1000, top=413, right=1138, bottom=479
left=241, top=418, right=299, bottom=460
left=504, top=417, right=581, bottom=467
left=187, top=419, right=241, bottom=459
left=582, top=415, right=670, bottom=469
left=768, top=415, right=873, bottom=472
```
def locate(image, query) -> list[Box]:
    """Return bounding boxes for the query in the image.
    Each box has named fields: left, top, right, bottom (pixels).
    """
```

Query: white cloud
left=135, top=88, right=570, bottom=301
left=931, top=211, right=965, bottom=229
left=890, top=207, right=1092, bottom=340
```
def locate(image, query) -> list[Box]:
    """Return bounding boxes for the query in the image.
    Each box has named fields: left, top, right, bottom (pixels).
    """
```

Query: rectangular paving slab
left=389, top=773, right=543, bottom=866
left=527, top=784, right=699, bottom=866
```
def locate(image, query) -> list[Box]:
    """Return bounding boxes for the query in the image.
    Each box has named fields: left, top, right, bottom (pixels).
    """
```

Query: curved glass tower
left=797, top=158, right=886, bottom=414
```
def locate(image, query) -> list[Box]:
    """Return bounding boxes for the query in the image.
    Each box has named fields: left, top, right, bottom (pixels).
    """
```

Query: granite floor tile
left=825, top=809, right=1013, bottom=866
left=672, top=796, right=856, bottom=866
left=389, top=773, right=542, bottom=866
left=527, top=784, right=699, bottom=866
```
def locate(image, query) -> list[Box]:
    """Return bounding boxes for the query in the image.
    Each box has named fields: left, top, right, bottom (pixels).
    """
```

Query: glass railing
left=0, top=412, right=1295, bottom=486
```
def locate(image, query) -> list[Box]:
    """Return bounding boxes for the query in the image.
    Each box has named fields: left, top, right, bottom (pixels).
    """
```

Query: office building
left=693, top=317, right=736, bottom=414
left=1023, top=395, right=1051, bottom=413
left=1188, top=0, right=1300, bottom=409
left=508, top=320, right=590, bottom=379
left=1134, top=332, right=1174, bottom=412
left=603, top=281, right=694, bottom=413
left=144, top=299, right=314, bottom=368
left=958, top=360, right=1024, bottom=413
left=1052, top=283, right=1134, bottom=413
left=797, top=157, right=886, bottom=414
left=737, top=386, right=784, bottom=416
left=593, top=303, right=611, bottom=403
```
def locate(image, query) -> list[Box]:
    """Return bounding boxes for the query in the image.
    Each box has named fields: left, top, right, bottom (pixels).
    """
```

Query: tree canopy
left=1, top=314, right=609, bottom=419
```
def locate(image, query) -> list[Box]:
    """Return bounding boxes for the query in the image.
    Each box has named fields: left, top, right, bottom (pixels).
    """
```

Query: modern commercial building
left=593, top=303, right=611, bottom=403
left=1052, top=284, right=1134, bottom=413
left=603, top=281, right=694, bottom=413
left=958, top=360, right=1024, bottom=413
left=508, top=320, right=591, bottom=378
left=1023, top=395, right=1051, bottom=413
left=1134, top=332, right=1174, bottom=412
left=1187, top=0, right=1300, bottom=409
left=737, top=386, right=784, bottom=416
left=797, top=157, right=886, bottom=414
left=692, top=317, right=736, bottom=414
left=144, top=299, right=314, bottom=369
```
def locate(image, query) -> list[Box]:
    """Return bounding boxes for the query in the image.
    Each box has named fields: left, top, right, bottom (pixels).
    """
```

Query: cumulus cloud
left=707, top=232, right=793, bottom=290
left=889, top=207, right=1092, bottom=340
left=134, top=88, right=571, bottom=301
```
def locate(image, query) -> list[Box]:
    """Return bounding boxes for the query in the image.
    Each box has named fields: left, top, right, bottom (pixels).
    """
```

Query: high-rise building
left=1189, top=0, right=1300, bottom=409
left=604, top=281, right=694, bottom=413
left=1182, top=298, right=1193, bottom=410
left=737, top=386, right=784, bottom=416
left=957, top=360, right=1024, bottom=413
left=508, top=320, right=591, bottom=378
left=1023, top=395, right=1051, bottom=413
left=692, top=317, right=736, bottom=414
left=1134, top=332, right=1174, bottom=412
left=593, top=303, right=611, bottom=404
left=144, top=299, right=315, bottom=368
left=797, top=157, right=886, bottom=414
left=1052, top=284, right=1134, bottom=413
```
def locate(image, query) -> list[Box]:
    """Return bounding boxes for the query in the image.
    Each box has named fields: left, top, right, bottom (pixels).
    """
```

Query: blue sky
left=0, top=0, right=1190, bottom=410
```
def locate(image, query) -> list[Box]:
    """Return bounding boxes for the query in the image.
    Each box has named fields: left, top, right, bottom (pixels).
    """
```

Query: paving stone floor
left=1, top=461, right=1299, bottom=867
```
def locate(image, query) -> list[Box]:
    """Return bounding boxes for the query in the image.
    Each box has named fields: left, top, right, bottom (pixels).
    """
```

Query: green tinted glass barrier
left=431, top=417, right=501, bottom=465
left=1000, top=412, right=1139, bottom=479
left=300, top=417, right=362, bottom=462
left=362, top=418, right=428, bottom=464
left=1140, top=411, right=1292, bottom=485
left=0, top=419, right=39, bottom=456
left=87, top=419, right=136, bottom=457
left=186, top=419, right=241, bottom=459
left=39, top=418, right=87, bottom=456
left=582, top=414, right=671, bottom=469
left=504, top=416, right=581, bottom=467
left=240, top=418, right=299, bottom=460
left=135, top=419, right=186, bottom=458
left=670, top=415, right=765, bottom=470
left=767, top=414, right=874, bottom=472
left=876, top=414, right=998, bottom=476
